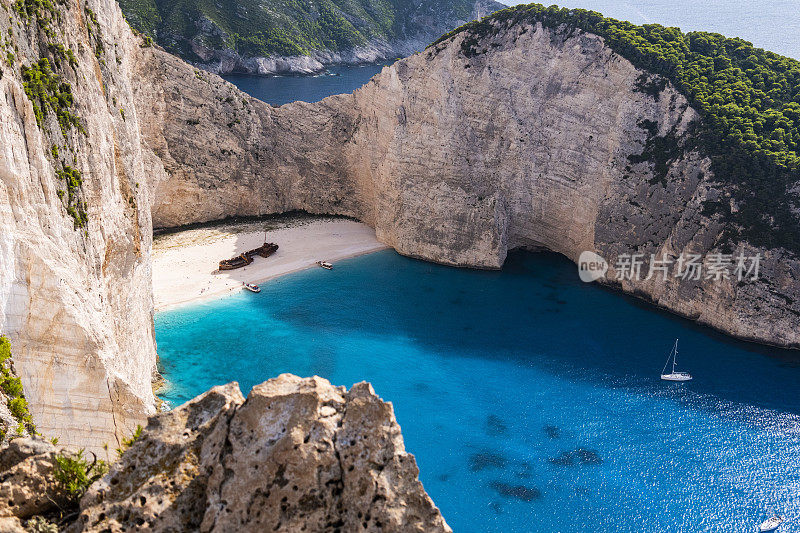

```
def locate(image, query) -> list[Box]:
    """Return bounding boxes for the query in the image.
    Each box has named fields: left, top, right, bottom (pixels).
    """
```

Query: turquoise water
left=155, top=250, right=800, bottom=532
left=222, top=62, right=389, bottom=106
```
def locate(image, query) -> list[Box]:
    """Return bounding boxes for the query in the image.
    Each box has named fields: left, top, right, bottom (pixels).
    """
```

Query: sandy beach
left=152, top=217, right=387, bottom=310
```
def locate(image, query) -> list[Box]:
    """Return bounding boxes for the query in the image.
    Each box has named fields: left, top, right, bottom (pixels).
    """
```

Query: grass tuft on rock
left=0, top=335, right=35, bottom=438
left=116, top=424, right=143, bottom=456
left=53, top=449, right=109, bottom=503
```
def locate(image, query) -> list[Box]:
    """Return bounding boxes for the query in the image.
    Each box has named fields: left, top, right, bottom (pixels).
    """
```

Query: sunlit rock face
left=1, top=0, right=798, bottom=457
left=141, top=21, right=800, bottom=348
left=0, top=0, right=160, bottom=452
left=73, top=376, right=451, bottom=532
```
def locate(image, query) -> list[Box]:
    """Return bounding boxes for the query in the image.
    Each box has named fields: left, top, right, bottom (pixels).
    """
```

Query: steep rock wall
left=141, top=20, right=800, bottom=347
left=0, top=0, right=161, bottom=451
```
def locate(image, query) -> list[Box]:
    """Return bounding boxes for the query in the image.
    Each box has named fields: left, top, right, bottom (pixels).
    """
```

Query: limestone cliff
left=0, top=376, right=450, bottom=533
left=0, top=0, right=162, bottom=451
left=139, top=20, right=800, bottom=348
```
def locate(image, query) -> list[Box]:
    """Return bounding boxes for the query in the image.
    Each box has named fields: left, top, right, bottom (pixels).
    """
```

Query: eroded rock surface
left=138, top=20, right=800, bottom=348
left=70, top=375, right=450, bottom=532
left=0, top=377, right=448, bottom=531
left=0, top=437, right=60, bottom=520
left=2, top=0, right=800, bottom=457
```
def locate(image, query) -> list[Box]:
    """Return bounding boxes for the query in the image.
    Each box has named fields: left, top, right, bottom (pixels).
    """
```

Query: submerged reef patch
left=488, top=481, right=541, bottom=502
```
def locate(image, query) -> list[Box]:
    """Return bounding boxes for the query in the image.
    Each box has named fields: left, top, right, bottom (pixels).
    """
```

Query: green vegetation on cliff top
left=434, top=4, right=800, bottom=252
left=118, top=0, right=497, bottom=61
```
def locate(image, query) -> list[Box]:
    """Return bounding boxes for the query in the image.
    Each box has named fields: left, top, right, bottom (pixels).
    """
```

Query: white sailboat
left=661, top=339, right=692, bottom=381
left=758, top=516, right=784, bottom=532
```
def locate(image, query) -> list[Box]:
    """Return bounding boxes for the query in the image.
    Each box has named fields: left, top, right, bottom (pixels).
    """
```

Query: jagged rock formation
left=1, top=0, right=800, bottom=456
left=0, top=376, right=450, bottom=532
left=117, top=0, right=503, bottom=75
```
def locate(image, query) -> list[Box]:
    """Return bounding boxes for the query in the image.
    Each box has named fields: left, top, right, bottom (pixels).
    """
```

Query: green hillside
left=119, top=0, right=501, bottom=61
left=434, top=4, right=800, bottom=252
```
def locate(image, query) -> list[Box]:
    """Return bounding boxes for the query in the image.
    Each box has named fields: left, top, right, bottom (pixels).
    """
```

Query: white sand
left=152, top=217, right=387, bottom=310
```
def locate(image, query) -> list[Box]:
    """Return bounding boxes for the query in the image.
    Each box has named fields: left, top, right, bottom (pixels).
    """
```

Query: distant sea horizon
left=504, top=0, right=800, bottom=60
left=226, top=1, right=798, bottom=107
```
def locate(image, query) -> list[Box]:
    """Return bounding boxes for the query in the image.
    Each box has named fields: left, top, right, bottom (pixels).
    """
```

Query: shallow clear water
left=156, top=250, right=800, bottom=532
left=222, top=62, right=389, bottom=106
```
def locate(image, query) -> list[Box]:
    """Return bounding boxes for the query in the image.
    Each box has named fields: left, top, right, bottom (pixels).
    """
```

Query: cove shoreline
left=151, top=215, right=387, bottom=312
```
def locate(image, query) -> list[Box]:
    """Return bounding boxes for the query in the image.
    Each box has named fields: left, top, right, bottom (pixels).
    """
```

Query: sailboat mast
left=660, top=338, right=691, bottom=381
left=673, top=339, right=678, bottom=373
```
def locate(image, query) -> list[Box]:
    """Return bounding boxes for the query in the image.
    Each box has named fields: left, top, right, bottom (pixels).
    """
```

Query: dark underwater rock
left=486, top=415, right=507, bottom=436
left=488, top=481, right=541, bottom=502
left=469, top=451, right=507, bottom=472
left=549, top=447, right=603, bottom=466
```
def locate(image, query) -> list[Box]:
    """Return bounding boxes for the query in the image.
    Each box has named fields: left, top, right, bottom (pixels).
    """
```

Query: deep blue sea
left=155, top=250, right=800, bottom=532
left=222, top=62, right=389, bottom=107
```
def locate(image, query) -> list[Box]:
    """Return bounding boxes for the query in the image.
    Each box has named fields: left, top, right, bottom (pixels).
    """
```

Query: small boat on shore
left=317, top=260, right=333, bottom=270
left=661, top=339, right=692, bottom=381
left=243, top=282, right=260, bottom=293
left=759, top=516, right=784, bottom=532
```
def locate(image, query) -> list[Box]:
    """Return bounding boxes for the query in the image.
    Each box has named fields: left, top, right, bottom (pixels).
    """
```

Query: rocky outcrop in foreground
left=0, top=375, right=449, bottom=532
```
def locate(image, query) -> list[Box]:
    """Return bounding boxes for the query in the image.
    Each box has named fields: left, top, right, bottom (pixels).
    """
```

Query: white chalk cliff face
left=0, top=0, right=164, bottom=450
left=0, top=0, right=799, bottom=455
left=142, top=20, right=800, bottom=348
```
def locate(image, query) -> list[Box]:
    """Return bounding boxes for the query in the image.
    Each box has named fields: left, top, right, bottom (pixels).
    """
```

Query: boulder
left=69, top=376, right=450, bottom=532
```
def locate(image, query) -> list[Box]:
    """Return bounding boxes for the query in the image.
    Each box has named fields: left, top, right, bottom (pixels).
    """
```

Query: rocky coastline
left=1, top=0, right=799, bottom=524
left=0, top=375, right=450, bottom=532
left=188, top=36, right=427, bottom=76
